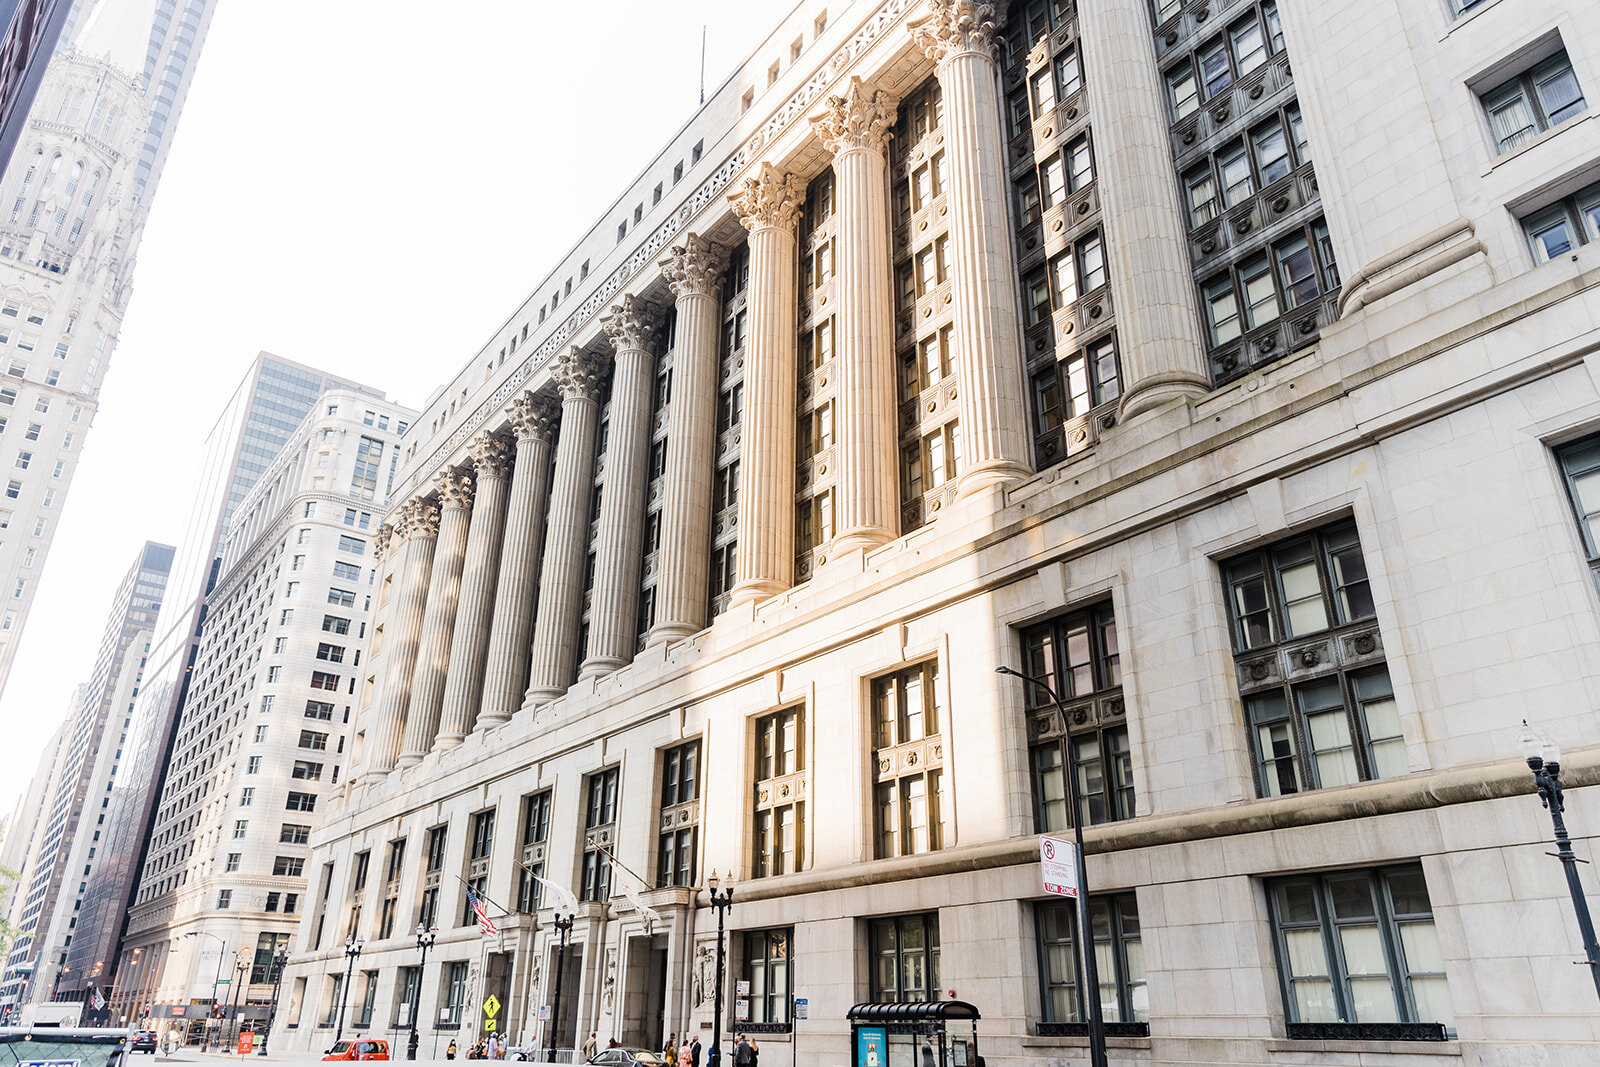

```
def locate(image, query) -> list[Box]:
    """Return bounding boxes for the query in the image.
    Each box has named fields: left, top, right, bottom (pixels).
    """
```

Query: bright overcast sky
left=0, top=0, right=794, bottom=817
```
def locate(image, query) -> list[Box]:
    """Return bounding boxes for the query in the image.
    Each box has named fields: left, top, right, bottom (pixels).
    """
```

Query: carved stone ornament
left=660, top=232, right=726, bottom=299
left=507, top=390, right=560, bottom=443
left=600, top=293, right=659, bottom=353
left=811, top=75, right=896, bottom=156
left=552, top=346, right=608, bottom=402
left=1353, top=633, right=1377, bottom=655
left=435, top=470, right=475, bottom=511
left=373, top=522, right=393, bottom=561
left=692, top=943, right=716, bottom=1007
left=729, top=161, right=804, bottom=234
left=908, top=0, right=1004, bottom=64
left=470, top=432, right=512, bottom=479
left=400, top=499, right=441, bottom=541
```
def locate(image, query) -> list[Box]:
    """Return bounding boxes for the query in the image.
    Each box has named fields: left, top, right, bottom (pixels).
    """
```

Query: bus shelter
left=846, top=1001, right=981, bottom=1067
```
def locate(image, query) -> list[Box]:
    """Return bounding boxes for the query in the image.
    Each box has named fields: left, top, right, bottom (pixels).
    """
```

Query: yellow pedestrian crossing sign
left=483, top=995, right=501, bottom=1018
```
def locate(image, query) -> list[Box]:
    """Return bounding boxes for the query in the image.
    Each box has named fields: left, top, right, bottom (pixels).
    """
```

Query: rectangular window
left=1269, top=866, right=1453, bottom=1032
left=323, top=615, right=351, bottom=635
left=657, top=740, right=701, bottom=888
left=305, top=700, right=334, bottom=721
left=871, top=661, right=946, bottom=858
left=328, top=588, right=356, bottom=607
left=286, top=791, right=317, bottom=812
left=752, top=707, right=805, bottom=878
left=869, top=913, right=939, bottom=1002
left=281, top=824, right=311, bottom=844
left=742, top=928, right=793, bottom=1025
left=310, top=670, right=340, bottom=690
left=581, top=768, right=619, bottom=902
left=300, top=729, right=329, bottom=750
left=316, top=642, right=345, bottom=663
left=1522, top=179, right=1600, bottom=263
left=1481, top=51, right=1587, bottom=155
left=337, top=535, right=366, bottom=555
left=516, top=793, right=551, bottom=911
left=1224, top=521, right=1402, bottom=797
left=332, top=561, right=362, bottom=581
left=1037, top=895, right=1147, bottom=1026
left=272, top=856, right=306, bottom=877
left=292, top=761, right=324, bottom=780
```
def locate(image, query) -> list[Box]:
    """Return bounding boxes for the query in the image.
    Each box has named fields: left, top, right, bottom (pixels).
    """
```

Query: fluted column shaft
left=815, top=79, right=900, bottom=551
left=434, top=436, right=511, bottom=750
left=525, top=350, right=605, bottom=702
left=479, top=395, right=558, bottom=726
left=397, top=475, right=473, bottom=766
left=913, top=5, right=1033, bottom=496
left=649, top=234, right=724, bottom=645
left=366, top=503, right=438, bottom=773
left=582, top=298, right=659, bottom=677
left=729, top=164, right=802, bottom=605
left=1076, top=0, right=1210, bottom=418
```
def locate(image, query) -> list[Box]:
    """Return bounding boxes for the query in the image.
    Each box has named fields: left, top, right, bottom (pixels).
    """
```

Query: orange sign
left=237, top=1032, right=255, bottom=1055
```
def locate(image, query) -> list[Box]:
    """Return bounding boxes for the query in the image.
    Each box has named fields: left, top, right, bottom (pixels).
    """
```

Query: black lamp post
left=408, top=925, right=436, bottom=1061
left=1520, top=721, right=1600, bottom=1001
left=707, top=871, right=735, bottom=1067
left=258, top=951, right=287, bottom=1056
left=997, top=665, right=1108, bottom=1067
left=227, top=955, right=247, bottom=1049
left=545, top=910, right=574, bottom=1063
left=334, top=937, right=363, bottom=1043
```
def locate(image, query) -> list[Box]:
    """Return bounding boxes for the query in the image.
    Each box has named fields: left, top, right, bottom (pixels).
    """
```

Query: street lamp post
left=334, top=937, right=363, bottom=1044
left=184, top=932, right=227, bottom=1052
left=1520, top=722, right=1600, bottom=1001
left=706, top=871, right=735, bottom=1067
left=545, top=910, right=574, bottom=1064
left=227, top=956, right=247, bottom=1049
left=997, top=665, right=1109, bottom=1067
left=408, top=925, right=436, bottom=1061
left=258, top=951, right=287, bottom=1056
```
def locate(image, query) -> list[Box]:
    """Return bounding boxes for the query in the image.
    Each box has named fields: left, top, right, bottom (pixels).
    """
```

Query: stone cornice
left=599, top=294, right=660, bottom=353
left=907, top=0, right=1004, bottom=64
left=729, top=162, right=804, bottom=234
left=659, top=233, right=727, bottom=299
left=811, top=76, right=897, bottom=156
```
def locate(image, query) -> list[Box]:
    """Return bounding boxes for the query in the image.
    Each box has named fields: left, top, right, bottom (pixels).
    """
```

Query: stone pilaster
left=813, top=78, right=901, bottom=551
left=478, top=393, right=559, bottom=727
left=581, top=296, right=660, bottom=678
left=365, top=499, right=438, bottom=774
left=911, top=2, right=1035, bottom=495
left=649, top=234, right=725, bottom=646
left=434, top=434, right=512, bottom=750
left=1075, top=0, right=1211, bottom=419
left=524, top=348, right=607, bottom=703
left=728, top=163, right=803, bottom=605
left=397, top=472, right=474, bottom=767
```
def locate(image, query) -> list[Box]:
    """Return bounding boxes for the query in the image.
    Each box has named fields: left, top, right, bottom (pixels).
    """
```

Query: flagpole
left=699, top=25, right=706, bottom=105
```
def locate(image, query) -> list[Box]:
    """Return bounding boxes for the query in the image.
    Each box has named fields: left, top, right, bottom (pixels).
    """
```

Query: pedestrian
left=750, top=1037, right=759, bottom=1067
left=607, top=1037, right=622, bottom=1049
left=690, top=1036, right=702, bottom=1067
left=678, top=1041, right=693, bottom=1067
left=582, top=1032, right=599, bottom=1061
left=733, top=1033, right=753, bottom=1067
left=446, top=1039, right=458, bottom=1060
left=920, top=1037, right=936, bottom=1067
left=665, top=1033, right=677, bottom=1065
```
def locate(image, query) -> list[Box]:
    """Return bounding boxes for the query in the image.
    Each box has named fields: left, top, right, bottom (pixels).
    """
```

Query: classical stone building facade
left=278, top=1, right=1600, bottom=1064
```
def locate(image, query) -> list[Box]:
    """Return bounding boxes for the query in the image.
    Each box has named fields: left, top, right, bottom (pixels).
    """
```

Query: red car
left=323, top=1038, right=391, bottom=1060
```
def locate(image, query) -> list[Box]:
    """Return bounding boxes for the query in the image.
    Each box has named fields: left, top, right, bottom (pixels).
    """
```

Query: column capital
left=373, top=522, right=394, bottom=561
left=435, top=471, right=475, bottom=512
left=398, top=499, right=441, bottom=541
left=811, top=76, right=896, bottom=156
left=469, top=432, right=512, bottom=479
left=908, top=0, right=1004, bottom=64
left=659, top=232, right=726, bottom=299
left=599, top=294, right=660, bottom=353
left=552, top=347, right=608, bottom=402
left=507, top=391, right=560, bottom=443
left=729, top=162, right=804, bottom=234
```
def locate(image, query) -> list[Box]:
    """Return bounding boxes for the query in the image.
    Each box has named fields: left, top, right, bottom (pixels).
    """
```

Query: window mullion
left=1318, top=881, right=1355, bottom=1024
left=1376, top=873, right=1418, bottom=1024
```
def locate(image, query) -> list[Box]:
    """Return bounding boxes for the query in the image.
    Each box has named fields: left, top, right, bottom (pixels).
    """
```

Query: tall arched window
left=63, top=162, right=81, bottom=202
left=67, top=90, right=85, bottom=124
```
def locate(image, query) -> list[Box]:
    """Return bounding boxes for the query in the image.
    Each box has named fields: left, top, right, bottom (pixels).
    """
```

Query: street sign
left=438, top=1009, right=451, bottom=1023
left=538, top=1005, right=551, bottom=1022
left=1040, top=835, right=1079, bottom=898
left=793, top=998, right=807, bottom=1021
left=483, top=1021, right=496, bottom=1032
left=215, top=979, right=231, bottom=985
left=734, top=998, right=749, bottom=1022
left=398, top=1004, right=411, bottom=1027
left=735, top=980, right=750, bottom=997
left=482, top=995, right=501, bottom=1018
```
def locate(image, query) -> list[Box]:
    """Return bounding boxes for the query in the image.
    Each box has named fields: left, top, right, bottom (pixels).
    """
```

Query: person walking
left=733, top=1033, right=753, bottom=1067
left=446, top=1039, right=458, bottom=1060
left=582, top=1032, right=598, bottom=1061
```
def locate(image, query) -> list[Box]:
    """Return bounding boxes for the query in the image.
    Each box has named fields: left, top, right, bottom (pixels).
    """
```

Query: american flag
left=466, top=886, right=498, bottom=937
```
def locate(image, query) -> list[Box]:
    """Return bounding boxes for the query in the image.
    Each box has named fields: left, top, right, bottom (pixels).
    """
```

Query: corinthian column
left=728, top=163, right=802, bottom=605
left=434, top=434, right=512, bottom=750
left=910, top=2, right=1034, bottom=496
left=813, top=78, right=900, bottom=551
left=581, top=296, right=659, bottom=678
left=366, top=500, right=438, bottom=774
left=397, top=472, right=474, bottom=767
left=478, top=394, right=559, bottom=727
left=1075, top=0, right=1211, bottom=418
left=648, top=234, right=724, bottom=646
left=524, top=349, right=606, bottom=703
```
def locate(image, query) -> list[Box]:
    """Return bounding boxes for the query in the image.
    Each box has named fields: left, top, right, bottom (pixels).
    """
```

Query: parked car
left=323, top=1038, right=391, bottom=1060
left=129, top=1031, right=158, bottom=1054
left=587, top=1051, right=665, bottom=1067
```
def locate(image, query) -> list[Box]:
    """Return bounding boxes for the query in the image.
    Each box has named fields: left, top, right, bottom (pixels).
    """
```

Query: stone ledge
left=1263, top=1037, right=1462, bottom=1056
left=1019, top=1035, right=1152, bottom=1050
